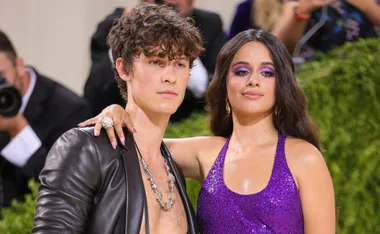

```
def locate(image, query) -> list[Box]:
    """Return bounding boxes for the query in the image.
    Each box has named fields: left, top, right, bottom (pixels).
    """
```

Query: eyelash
left=234, top=70, right=250, bottom=76
left=176, top=62, right=186, bottom=68
left=149, top=60, right=162, bottom=66
left=234, top=70, right=275, bottom=77
left=261, top=71, right=275, bottom=77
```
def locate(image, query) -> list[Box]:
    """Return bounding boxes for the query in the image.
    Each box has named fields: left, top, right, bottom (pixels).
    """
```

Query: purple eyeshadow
left=259, top=67, right=275, bottom=74
left=232, top=66, right=250, bottom=73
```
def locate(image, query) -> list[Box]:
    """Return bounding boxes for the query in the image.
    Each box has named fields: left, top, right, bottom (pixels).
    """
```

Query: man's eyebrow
left=143, top=53, right=189, bottom=61
left=175, top=56, right=189, bottom=61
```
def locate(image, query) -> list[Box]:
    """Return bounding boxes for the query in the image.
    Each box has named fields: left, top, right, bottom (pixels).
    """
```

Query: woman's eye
left=232, top=66, right=250, bottom=76
left=234, top=70, right=250, bottom=76
left=261, top=71, right=275, bottom=77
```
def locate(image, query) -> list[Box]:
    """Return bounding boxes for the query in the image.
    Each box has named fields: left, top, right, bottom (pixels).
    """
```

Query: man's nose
left=161, top=66, right=177, bottom=84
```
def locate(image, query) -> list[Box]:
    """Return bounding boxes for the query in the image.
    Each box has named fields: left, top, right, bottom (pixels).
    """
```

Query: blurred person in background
left=272, top=0, right=380, bottom=60
left=84, top=0, right=226, bottom=122
left=228, top=0, right=283, bottom=39
left=0, top=30, right=91, bottom=209
left=229, top=0, right=380, bottom=61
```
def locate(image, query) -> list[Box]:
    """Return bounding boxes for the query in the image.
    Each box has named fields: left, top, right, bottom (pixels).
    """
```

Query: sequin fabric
left=197, top=134, right=304, bottom=233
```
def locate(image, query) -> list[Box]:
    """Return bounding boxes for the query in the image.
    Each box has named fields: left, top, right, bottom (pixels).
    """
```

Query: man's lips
left=158, top=90, right=178, bottom=96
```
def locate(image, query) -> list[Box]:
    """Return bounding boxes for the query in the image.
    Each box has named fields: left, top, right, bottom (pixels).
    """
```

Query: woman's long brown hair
left=206, top=29, right=320, bottom=150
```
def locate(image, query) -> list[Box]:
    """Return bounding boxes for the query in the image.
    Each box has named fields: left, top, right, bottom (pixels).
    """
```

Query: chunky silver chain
left=135, top=143, right=175, bottom=210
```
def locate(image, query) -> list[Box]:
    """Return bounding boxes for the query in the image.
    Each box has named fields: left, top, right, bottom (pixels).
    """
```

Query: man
left=33, top=4, right=202, bottom=233
left=0, top=30, right=91, bottom=208
left=84, top=0, right=226, bottom=121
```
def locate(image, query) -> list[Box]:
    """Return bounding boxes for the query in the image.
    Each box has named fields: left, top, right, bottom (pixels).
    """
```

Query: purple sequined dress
left=197, top=134, right=304, bottom=233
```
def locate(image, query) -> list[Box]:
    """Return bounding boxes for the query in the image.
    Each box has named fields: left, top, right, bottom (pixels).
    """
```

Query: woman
left=80, top=29, right=335, bottom=233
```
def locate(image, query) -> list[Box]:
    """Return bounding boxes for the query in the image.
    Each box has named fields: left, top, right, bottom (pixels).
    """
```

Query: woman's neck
left=231, top=112, right=278, bottom=148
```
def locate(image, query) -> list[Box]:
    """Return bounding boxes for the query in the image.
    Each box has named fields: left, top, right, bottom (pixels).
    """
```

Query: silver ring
left=101, top=116, right=114, bottom=129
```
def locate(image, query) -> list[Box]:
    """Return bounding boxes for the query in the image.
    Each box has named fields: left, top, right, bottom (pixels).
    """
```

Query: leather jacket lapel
left=119, top=130, right=145, bottom=234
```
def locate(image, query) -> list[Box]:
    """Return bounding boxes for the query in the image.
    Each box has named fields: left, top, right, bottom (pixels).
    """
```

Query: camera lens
left=0, top=85, right=22, bottom=117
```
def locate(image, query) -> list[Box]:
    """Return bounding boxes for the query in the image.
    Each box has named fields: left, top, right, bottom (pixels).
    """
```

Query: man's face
left=0, top=53, right=24, bottom=92
left=122, top=52, right=190, bottom=115
left=163, top=0, right=194, bottom=16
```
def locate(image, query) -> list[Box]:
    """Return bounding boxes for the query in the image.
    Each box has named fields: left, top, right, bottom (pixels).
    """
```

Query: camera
left=0, top=74, right=22, bottom=117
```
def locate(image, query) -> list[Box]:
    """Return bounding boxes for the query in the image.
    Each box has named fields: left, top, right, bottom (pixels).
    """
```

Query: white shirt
left=1, top=67, right=42, bottom=167
left=188, top=57, right=208, bottom=98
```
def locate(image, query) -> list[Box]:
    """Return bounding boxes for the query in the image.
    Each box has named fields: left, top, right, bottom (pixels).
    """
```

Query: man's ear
left=15, top=57, right=26, bottom=77
left=115, top=57, right=131, bottom=81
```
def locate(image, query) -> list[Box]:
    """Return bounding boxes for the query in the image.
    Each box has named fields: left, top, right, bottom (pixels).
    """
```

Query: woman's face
left=226, top=41, right=276, bottom=118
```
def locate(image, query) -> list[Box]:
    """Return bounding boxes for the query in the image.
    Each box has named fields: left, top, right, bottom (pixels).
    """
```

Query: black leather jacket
left=32, top=127, right=197, bottom=234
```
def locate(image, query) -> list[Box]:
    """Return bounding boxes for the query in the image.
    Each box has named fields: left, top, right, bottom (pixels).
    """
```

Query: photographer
left=0, top=30, right=91, bottom=208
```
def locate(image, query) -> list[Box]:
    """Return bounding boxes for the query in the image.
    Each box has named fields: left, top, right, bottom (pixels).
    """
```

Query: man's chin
left=153, top=105, right=180, bottom=116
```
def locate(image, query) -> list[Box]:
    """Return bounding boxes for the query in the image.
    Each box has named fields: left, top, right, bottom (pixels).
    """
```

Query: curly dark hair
left=0, top=30, right=17, bottom=64
left=207, top=29, right=320, bottom=150
left=107, top=3, right=203, bottom=101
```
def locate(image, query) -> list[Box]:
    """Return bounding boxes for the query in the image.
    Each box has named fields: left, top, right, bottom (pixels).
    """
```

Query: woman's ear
left=115, top=58, right=131, bottom=81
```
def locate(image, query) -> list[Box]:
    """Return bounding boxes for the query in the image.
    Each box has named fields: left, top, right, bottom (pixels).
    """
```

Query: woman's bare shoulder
left=286, top=137, right=323, bottom=161
left=285, top=137, right=328, bottom=179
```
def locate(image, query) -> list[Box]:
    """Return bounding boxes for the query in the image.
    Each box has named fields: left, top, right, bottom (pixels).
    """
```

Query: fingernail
left=112, top=142, right=117, bottom=149
left=94, top=130, right=99, bottom=136
left=120, top=137, right=125, bottom=146
left=77, top=123, right=82, bottom=127
left=133, top=127, right=137, bottom=133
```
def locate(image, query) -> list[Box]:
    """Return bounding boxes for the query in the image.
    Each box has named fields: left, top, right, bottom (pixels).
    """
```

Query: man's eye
left=149, top=60, right=160, bottom=65
left=177, top=63, right=186, bottom=68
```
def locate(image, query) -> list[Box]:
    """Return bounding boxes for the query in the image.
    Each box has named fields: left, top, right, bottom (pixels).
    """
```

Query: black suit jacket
left=84, top=7, right=227, bottom=118
left=33, top=127, right=197, bottom=234
left=192, top=8, right=227, bottom=74
left=0, top=68, right=91, bottom=207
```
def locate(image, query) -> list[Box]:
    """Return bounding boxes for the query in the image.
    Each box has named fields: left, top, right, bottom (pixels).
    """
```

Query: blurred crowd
left=0, top=0, right=379, bottom=210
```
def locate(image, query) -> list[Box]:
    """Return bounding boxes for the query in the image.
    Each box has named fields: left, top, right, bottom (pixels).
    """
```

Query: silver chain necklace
left=134, top=142, right=175, bottom=210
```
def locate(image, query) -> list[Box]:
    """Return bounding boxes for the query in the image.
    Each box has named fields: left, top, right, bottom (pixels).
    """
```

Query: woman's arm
left=288, top=140, right=335, bottom=234
left=165, top=137, right=216, bottom=181
left=78, top=104, right=213, bottom=181
left=32, top=129, right=100, bottom=233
